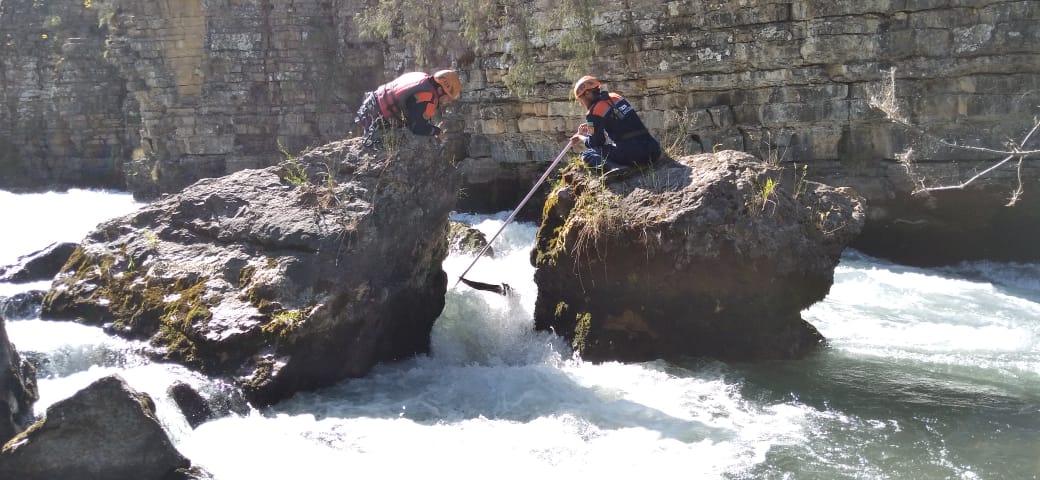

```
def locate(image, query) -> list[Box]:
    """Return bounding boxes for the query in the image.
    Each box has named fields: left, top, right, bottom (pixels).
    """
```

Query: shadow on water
left=843, top=249, right=1040, bottom=306
left=720, top=348, right=1040, bottom=417
left=708, top=348, right=1040, bottom=479
left=940, top=260, right=1040, bottom=303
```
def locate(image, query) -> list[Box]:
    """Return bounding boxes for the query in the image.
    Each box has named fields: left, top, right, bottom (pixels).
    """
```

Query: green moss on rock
left=152, top=278, right=211, bottom=369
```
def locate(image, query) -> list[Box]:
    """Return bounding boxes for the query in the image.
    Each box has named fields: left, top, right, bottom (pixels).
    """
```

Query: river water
left=1, top=189, right=1038, bottom=479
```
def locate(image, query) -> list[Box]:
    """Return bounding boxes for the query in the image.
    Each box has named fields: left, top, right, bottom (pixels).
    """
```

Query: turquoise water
left=2, top=190, right=1038, bottom=479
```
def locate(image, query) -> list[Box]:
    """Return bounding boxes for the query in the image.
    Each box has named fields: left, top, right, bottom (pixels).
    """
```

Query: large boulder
left=41, top=135, right=461, bottom=406
left=0, top=314, right=38, bottom=446
left=0, top=375, right=192, bottom=480
left=532, top=151, right=865, bottom=362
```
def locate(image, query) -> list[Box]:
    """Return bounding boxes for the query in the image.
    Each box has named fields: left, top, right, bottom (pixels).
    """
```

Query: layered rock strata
left=1, top=0, right=1037, bottom=263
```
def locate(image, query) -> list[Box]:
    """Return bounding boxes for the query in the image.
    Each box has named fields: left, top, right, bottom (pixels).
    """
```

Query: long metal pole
left=452, top=140, right=574, bottom=290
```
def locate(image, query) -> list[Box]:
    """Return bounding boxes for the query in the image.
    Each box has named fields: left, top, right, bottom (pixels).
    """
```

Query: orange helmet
left=572, top=75, right=601, bottom=99
left=433, top=70, right=462, bottom=100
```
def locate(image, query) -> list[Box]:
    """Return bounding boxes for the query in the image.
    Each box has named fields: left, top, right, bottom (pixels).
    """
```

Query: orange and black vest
left=375, top=72, right=440, bottom=126
left=584, top=91, right=651, bottom=147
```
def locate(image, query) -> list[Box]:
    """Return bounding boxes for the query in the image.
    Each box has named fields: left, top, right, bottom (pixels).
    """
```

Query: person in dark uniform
left=355, top=69, right=462, bottom=144
left=569, top=75, right=661, bottom=170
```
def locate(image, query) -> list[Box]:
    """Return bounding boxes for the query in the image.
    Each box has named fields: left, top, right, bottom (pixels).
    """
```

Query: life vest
left=374, top=72, right=439, bottom=125
left=587, top=92, right=650, bottom=141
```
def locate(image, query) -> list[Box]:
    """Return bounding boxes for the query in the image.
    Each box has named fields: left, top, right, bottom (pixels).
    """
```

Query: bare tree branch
left=869, top=68, right=1039, bottom=205
left=916, top=119, right=1039, bottom=203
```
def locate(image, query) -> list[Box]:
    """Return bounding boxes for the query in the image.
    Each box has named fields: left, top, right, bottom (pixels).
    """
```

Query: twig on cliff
left=868, top=68, right=1040, bottom=206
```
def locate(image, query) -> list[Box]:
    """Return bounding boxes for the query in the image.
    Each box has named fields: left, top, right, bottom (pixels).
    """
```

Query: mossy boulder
left=42, top=135, right=461, bottom=406
left=531, top=151, right=865, bottom=362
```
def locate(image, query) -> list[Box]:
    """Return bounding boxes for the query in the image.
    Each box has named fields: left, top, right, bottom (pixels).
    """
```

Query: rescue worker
left=569, top=75, right=661, bottom=170
left=355, top=69, right=463, bottom=144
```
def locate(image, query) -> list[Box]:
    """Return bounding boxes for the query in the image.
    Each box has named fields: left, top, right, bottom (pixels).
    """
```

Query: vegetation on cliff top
left=355, top=0, right=597, bottom=96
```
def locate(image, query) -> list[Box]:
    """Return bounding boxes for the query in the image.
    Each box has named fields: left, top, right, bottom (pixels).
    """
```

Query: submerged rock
left=41, top=135, right=460, bottom=406
left=0, top=290, right=45, bottom=320
left=168, top=381, right=215, bottom=429
left=448, top=220, right=493, bottom=257
left=0, top=374, right=191, bottom=480
left=166, top=380, right=248, bottom=429
left=532, top=151, right=865, bottom=362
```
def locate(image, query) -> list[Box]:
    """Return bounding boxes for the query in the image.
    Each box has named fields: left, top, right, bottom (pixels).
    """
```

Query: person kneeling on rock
left=569, top=75, right=662, bottom=171
left=354, top=70, right=463, bottom=146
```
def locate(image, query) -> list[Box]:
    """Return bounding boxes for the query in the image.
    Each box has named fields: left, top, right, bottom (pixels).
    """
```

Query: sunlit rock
left=448, top=221, right=493, bottom=257
left=0, top=374, right=193, bottom=479
left=531, top=151, right=865, bottom=362
left=41, top=135, right=461, bottom=406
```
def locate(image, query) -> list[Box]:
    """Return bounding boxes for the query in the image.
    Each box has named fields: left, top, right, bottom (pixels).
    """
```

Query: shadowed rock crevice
left=0, top=314, right=38, bottom=447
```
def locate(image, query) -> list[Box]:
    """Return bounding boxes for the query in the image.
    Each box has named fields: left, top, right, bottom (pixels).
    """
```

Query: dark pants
left=354, top=91, right=387, bottom=144
left=581, top=136, right=662, bottom=169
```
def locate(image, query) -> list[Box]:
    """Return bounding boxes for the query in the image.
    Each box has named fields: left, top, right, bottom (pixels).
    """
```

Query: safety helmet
left=433, top=70, right=462, bottom=100
left=572, top=75, right=601, bottom=99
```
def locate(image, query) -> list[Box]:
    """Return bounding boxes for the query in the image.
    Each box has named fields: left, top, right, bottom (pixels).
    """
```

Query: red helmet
left=572, top=75, right=601, bottom=100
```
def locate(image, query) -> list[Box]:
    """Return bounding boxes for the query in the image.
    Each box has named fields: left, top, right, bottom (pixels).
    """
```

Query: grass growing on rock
left=261, top=308, right=307, bottom=338
left=535, top=160, right=634, bottom=267
left=572, top=311, right=592, bottom=354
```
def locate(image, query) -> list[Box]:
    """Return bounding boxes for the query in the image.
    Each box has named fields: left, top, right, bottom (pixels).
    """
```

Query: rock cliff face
left=1, top=0, right=1038, bottom=264
left=103, top=0, right=379, bottom=198
left=0, top=0, right=136, bottom=190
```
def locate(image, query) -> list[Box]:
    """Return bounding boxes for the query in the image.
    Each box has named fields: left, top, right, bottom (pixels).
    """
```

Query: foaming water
left=5, top=319, right=240, bottom=441
left=4, top=194, right=1040, bottom=479
left=0, top=188, right=141, bottom=266
left=805, top=251, right=1040, bottom=384
left=436, top=213, right=554, bottom=365
left=175, top=214, right=806, bottom=479
left=0, top=280, right=50, bottom=297
left=180, top=359, right=802, bottom=479
left=5, top=320, right=146, bottom=381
